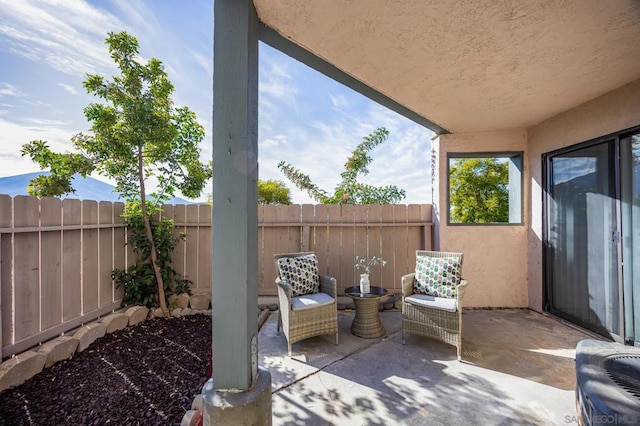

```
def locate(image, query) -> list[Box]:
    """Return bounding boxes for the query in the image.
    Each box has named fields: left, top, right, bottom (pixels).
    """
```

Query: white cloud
left=110, top=0, right=157, bottom=36
left=58, top=82, right=79, bottom=95
left=329, top=93, right=349, bottom=109
left=260, top=135, right=289, bottom=149
left=0, top=116, right=76, bottom=176
left=190, top=50, right=212, bottom=75
left=0, top=83, right=25, bottom=97
left=22, top=99, right=52, bottom=107
left=259, top=52, right=298, bottom=106
left=0, top=0, right=124, bottom=75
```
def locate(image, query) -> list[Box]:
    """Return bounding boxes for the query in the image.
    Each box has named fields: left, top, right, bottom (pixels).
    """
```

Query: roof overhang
left=254, top=0, right=640, bottom=134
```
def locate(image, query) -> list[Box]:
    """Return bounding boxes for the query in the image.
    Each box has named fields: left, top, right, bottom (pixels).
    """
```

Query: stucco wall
left=434, top=130, right=529, bottom=308
left=527, top=78, right=640, bottom=312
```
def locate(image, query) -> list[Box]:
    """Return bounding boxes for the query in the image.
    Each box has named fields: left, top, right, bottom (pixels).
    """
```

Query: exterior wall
left=527, top=78, right=640, bottom=312
left=434, top=130, right=529, bottom=308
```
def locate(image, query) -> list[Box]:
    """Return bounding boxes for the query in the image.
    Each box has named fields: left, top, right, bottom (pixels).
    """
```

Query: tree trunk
left=137, top=146, right=170, bottom=317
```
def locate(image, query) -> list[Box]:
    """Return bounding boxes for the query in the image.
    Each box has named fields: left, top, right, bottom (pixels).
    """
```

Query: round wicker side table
left=344, top=286, right=388, bottom=338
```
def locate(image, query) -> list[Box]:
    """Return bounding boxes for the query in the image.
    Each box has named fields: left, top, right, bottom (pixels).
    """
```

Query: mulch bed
left=0, top=314, right=212, bottom=425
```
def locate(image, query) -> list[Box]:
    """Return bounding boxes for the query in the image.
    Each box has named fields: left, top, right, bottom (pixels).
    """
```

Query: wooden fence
left=0, top=196, right=432, bottom=359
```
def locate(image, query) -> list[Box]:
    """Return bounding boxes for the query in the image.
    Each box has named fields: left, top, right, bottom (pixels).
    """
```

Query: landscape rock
left=258, top=309, right=270, bottom=329
left=0, top=351, right=46, bottom=392
left=101, top=313, right=129, bottom=334
left=37, top=336, right=79, bottom=368
left=153, top=308, right=165, bottom=318
left=172, top=308, right=183, bottom=317
left=125, top=306, right=149, bottom=326
left=74, top=323, right=106, bottom=352
left=189, top=293, right=211, bottom=310
left=393, top=296, right=402, bottom=310
left=169, top=293, right=190, bottom=309
left=181, top=308, right=192, bottom=316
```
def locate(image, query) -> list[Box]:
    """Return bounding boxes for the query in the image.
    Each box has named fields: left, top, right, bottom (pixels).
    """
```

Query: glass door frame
left=541, top=126, right=640, bottom=342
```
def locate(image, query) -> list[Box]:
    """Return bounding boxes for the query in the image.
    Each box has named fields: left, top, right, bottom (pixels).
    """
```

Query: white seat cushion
left=405, top=294, right=458, bottom=313
left=291, top=292, right=335, bottom=311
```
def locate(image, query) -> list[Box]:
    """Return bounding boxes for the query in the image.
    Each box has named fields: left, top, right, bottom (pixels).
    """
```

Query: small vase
left=359, top=273, right=370, bottom=293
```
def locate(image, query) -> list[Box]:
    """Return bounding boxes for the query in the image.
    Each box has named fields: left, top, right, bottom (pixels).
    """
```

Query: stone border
left=1, top=291, right=400, bottom=397
left=1, top=306, right=149, bottom=393
left=0, top=292, right=273, bottom=396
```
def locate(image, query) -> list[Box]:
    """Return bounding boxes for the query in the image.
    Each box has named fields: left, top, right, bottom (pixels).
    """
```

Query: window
left=447, top=152, right=523, bottom=225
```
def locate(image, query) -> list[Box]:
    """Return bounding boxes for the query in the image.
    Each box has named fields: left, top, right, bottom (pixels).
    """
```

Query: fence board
left=326, top=205, right=343, bottom=289
left=353, top=206, right=369, bottom=289
left=284, top=205, right=301, bottom=252
left=312, top=205, right=331, bottom=276
left=82, top=201, right=99, bottom=313
left=98, top=202, right=114, bottom=307
left=301, top=204, right=314, bottom=253
left=113, top=202, right=126, bottom=301
left=40, top=197, right=62, bottom=330
left=62, top=199, right=82, bottom=322
left=380, top=205, right=397, bottom=290
left=197, top=204, right=212, bottom=293
left=13, top=196, right=40, bottom=342
left=169, top=205, right=186, bottom=280
left=366, top=205, right=386, bottom=289
left=259, top=205, right=277, bottom=293
left=339, top=205, right=356, bottom=293
left=0, top=196, right=12, bottom=356
left=185, top=204, right=200, bottom=291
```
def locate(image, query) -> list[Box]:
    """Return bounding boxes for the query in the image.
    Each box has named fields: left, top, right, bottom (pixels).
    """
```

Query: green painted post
left=211, top=0, right=259, bottom=390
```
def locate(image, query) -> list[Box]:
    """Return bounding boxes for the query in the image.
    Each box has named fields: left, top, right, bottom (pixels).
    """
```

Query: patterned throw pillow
left=277, top=254, right=320, bottom=297
left=413, top=256, right=461, bottom=299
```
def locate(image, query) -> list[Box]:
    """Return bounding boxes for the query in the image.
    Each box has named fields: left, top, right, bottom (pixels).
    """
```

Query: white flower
left=354, top=255, right=387, bottom=275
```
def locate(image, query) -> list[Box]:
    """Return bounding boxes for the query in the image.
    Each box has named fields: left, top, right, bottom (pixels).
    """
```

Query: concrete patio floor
left=258, top=308, right=596, bottom=425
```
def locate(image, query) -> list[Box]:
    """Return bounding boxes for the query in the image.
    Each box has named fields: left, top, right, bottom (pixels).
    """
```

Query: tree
left=206, top=179, right=292, bottom=205
left=449, top=158, right=509, bottom=223
left=257, top=179, right=292, bottom=205
left=278, top=127, right=406, bottom=204
left=21, top=31, right=211, bottom=316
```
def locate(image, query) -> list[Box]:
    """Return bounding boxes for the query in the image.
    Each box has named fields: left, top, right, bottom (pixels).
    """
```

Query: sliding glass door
left=545, top=129, right=640, bottom=345
left=545, top=140, right=621, bottom=339
left=621, top=135, right=640, bottom=345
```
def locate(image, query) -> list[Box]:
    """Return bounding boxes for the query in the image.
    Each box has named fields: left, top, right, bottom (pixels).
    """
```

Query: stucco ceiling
left=254, top=0, right=640, bottom=134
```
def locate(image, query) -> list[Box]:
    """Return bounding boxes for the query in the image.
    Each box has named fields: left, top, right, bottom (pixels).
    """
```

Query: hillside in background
left=0, top=172, right=190, bottom=204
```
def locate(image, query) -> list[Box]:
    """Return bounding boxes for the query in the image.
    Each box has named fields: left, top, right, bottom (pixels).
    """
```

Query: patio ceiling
left=253, top=0, right=640, bottom=134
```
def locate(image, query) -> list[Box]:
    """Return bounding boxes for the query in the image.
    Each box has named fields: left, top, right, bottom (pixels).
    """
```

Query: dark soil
left=0, top=314, right=212, bottom=426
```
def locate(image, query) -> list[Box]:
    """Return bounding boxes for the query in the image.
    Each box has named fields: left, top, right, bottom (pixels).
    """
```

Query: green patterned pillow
left=277, top=254, right=320, bottom=297
left=414, top=256, right=461, bottom=299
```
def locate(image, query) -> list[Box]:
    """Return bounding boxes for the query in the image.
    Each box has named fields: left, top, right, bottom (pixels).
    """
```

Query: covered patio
left=208, top=0, right=640, bottom=422
left=259, top=307, right=592, bottom=425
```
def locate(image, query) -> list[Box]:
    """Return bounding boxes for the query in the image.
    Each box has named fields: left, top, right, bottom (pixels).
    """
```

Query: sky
left=0, top=0, right=434, bottom=204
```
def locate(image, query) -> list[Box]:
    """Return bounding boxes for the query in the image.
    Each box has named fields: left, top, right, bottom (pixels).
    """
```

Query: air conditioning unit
left=575, top=339, right=640, bottom=425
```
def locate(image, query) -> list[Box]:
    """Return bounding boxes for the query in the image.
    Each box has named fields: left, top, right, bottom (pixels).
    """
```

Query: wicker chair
left=401, top=250, right=468, bottom=361
left=274, top=252, right=339, bottom=355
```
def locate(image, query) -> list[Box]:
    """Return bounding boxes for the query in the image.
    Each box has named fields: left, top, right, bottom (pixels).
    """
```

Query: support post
left=203, top=0, right=271, bottom=423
